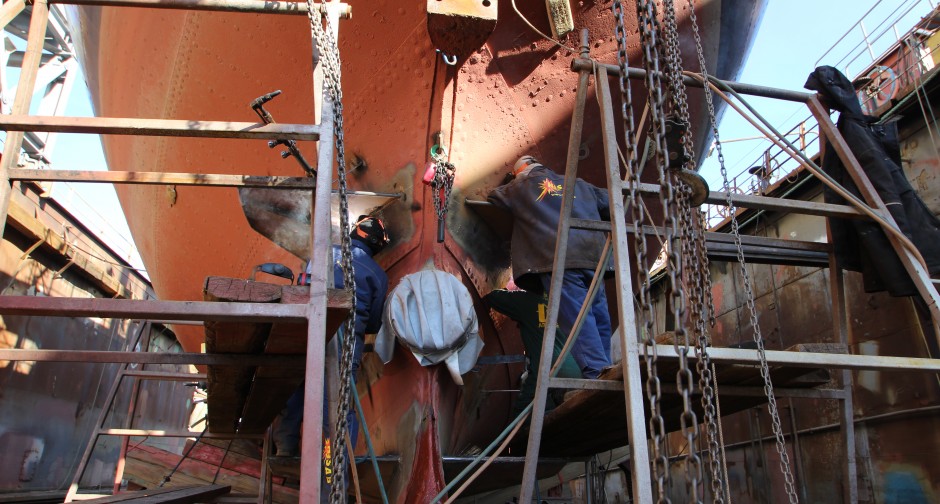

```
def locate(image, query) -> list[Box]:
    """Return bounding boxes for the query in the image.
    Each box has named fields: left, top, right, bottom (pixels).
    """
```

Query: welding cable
left=435, top=240, right=615, bottom=503
left=686, top=71, right=930, bottom=272
left=511, top=0, right=579, bottom=54
left=158, top=423, right=208, bottom=487
left=336, top=328, right=389, bottom=504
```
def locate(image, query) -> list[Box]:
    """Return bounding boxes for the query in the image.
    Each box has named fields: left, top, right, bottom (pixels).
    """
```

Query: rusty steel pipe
left=51, top=0, right=351, bottom=17
left=0, top=349, right=306, bottom=366
left=572, top=58, right=814, bottom=103
left=0, top=115, right=320, bottom=140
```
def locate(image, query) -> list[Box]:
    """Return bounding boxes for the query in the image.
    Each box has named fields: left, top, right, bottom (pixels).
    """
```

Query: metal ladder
left=0, top=2, right=348, bottom=503
left=517, top=28, right=940, bottom=504
left=517, top=32, right=651, bottom=503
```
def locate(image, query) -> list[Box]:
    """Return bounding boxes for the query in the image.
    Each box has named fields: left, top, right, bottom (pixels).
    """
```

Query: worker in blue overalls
left=274, top=215, right=390, bottom=496
left=488, top=155, right=613, bottom=379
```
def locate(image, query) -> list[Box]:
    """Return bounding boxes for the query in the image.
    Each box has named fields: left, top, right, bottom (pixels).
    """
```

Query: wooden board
left=124, top=443, right=298, bottom=504
left=532, top=352, right=832, bottom=457
left=203, top=276, right=352, bottom=434
left=74, top=485, right=230, bottom=503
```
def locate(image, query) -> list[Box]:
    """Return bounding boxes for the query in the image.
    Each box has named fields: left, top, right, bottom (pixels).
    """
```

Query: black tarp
left=804, top=65, right=940, bottom=296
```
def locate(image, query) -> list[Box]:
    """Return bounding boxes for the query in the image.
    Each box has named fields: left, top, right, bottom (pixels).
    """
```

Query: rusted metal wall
left=667, top=152, right=940, bottom=502
left=0, top=182, right=194, bottom=494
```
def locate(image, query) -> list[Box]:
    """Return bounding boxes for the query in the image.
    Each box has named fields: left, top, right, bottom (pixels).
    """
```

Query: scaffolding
left=0, top=1, right=351, bottom=502
left=1, top=2, right=940, bottom=504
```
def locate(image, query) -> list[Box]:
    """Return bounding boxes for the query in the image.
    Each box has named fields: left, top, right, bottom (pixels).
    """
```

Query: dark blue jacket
left=332, top=240, right=389, bottom=339
left=488, top=163, right=611, bottom=292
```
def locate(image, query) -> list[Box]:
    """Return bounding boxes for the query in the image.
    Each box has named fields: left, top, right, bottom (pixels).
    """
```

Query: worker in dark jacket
left=274, top=216, right=390, bottom=465
left=484, top=283, right=582, bottom=416
left=488, top=155, right=613, bottom=378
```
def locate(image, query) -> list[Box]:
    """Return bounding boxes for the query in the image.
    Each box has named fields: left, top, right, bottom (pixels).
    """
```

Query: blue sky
left=43, top=0, right=936, bottom=275
left=699, top=0, right=935, bottom=187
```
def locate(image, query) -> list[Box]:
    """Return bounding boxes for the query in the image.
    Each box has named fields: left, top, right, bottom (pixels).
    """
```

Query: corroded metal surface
left=64, top=0, right=763, bottom=500
left=0, top=184, right=193, bottom=494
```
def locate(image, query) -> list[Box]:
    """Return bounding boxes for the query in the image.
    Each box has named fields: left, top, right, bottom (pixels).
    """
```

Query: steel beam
left=0, top=295, right=310, bottom=322
left=655, top=345, right=940, bottom=372
left=0, top=0, right=49, bottom=239
left=0, top=349, right=305, bottom=366
left=632, top=181, right=865, bottom=219
left=0, top=115, right=319, bottom=140
left=52, top=0, right=351, bottom=16
left=548, top=377, right=623, bottom=391
left=122, top=370, right=207, bottom=381
left=0, top=0, right=25, bottom=30
left=7, top=170, right=402, bottom=202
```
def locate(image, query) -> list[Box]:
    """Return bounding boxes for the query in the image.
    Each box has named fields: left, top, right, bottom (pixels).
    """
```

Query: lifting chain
left=635, top=0, right=685, bottom=499
left=684, top=0, right=800, bottom=501
left=612, top=2, right=671, bottom=502
left=427, top=145, right=456, bottom=243
left=661, top=0, right=694, bottom=165
left=659, top=1, right=707, bottom=500
left=307, top=3, right=355, bottom=503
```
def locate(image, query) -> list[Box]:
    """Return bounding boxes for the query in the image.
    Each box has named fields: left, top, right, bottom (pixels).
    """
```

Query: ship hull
left=66, top=0, right=764, bottom=500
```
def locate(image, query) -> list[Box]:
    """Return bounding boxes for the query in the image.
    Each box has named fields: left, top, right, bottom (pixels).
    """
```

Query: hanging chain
left=307, top=3, right=356, bottom=503
left=613, top=1, right=670, bottom=501
left=634, top=0, right=683, bottom=499
left=684, top=0, right=799, bottom=501
left=660, top=0, right=694, bottom=164
left=429, top=148, right=456, bottom=225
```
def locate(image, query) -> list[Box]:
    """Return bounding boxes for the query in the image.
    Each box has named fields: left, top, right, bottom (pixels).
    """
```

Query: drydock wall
left=0, top=182, right=194, bottom=495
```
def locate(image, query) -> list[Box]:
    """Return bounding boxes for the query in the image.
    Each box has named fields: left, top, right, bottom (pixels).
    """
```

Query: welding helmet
left=351, top=215, right=390, bottom=254
left=511, top=155, right=539, bottom=177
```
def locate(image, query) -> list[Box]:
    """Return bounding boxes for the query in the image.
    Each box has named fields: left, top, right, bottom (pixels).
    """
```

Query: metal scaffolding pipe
left=0, top=349, right=306, bottom=366
left=572, top=58, right=815, bottom=103
left=50, top=0, right=351, bottom=16
left=0, top=295, right=312, bottom=322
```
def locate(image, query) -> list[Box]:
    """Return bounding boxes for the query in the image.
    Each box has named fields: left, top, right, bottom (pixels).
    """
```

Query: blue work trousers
left=540, top=269, right=612, bottom=378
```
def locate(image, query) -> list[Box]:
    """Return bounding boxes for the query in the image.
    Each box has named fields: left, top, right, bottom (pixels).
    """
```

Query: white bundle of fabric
left=375, top=269, right=483, bottom=385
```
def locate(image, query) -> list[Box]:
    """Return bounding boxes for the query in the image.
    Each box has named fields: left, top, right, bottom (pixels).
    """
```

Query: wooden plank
left=0, top=295, right=309, bottom=322
left=75, top=485, right=230, bottom=503
left=536, top=356, right=830, bottom=457
left=124, top=445, right=298, bottom=504
left=0, top=115, right=319, bottom=140
left=202, top=277, right=351, bottom=434
left=6, top=198, right=133, bottom=298
left=0, top=490, right=67, bottom=503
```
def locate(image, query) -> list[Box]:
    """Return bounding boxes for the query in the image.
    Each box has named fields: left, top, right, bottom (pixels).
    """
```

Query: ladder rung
left=570, top=218, right=611, bottom=231
left=0, top=115, right=319, bottom=141
left=549, top=377, right=623, bottom=391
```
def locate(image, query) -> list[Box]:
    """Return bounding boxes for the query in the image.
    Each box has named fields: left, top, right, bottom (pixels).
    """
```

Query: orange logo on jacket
left=537, top=178, right=563, bottom=201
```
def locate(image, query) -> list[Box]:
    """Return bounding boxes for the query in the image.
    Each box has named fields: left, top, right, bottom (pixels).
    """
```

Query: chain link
left=430, top=150, right=456, bottom=224
left=307, top=3, right=356, bottom=503
left=634, top=0, right=684, bottom=499
left=684, top=0, right=800, bottom=501
left=613, top=2, right=672, bottom=501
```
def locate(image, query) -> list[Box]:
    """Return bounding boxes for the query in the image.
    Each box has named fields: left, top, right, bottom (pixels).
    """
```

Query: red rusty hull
left=66, top=0, right=763, bottom=500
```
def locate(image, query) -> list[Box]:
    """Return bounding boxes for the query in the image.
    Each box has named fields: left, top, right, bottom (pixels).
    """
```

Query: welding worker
left=487, top=155, right=613, bottom=379
left=273, top=215, right=390, bottom=494
left=484, top=278, right=582, bottom=416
